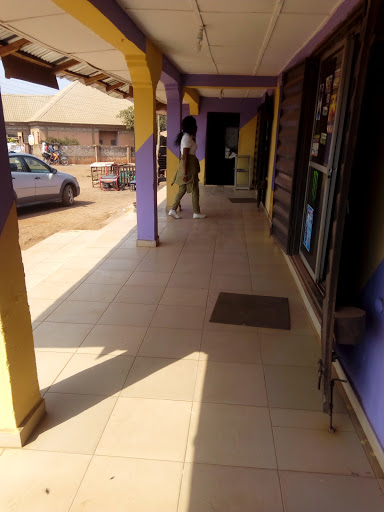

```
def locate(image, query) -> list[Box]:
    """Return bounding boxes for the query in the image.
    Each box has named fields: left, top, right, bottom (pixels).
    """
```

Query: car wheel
left=62, top=184, right=74, bottom=206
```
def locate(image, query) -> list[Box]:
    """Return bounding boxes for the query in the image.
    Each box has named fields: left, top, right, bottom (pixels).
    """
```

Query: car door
left=23, top=156, right=60, bottom=201
left=9, top=155, right=35, bottom=204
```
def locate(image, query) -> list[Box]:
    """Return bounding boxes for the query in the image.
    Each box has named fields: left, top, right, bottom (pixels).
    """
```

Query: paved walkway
left=1, top=186, right=383, bottom=511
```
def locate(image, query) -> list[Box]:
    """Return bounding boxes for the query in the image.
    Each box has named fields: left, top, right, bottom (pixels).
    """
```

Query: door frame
left=320, top=0, right=382, bottom=412
left=298, top=37, right=355, bottom=282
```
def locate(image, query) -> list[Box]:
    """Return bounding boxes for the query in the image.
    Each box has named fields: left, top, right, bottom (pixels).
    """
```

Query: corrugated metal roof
left=0, top=27, right=17, bottom=42
left=69, top=62, right=98, bottom=75
left=0, top=25, right=123, bottom=88
left=20, top=43, right=65, bottom=64
left=0, top=25, right=169, bottom=104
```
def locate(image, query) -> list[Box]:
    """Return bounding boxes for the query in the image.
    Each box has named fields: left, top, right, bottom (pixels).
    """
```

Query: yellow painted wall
left=0, top=203, right=41, bottom=430
left=199, top=158, right=206, bottom=185
left=128, top=40, right=162, bottom=152
left=238, top=115, right=258, bottom=187
left=54, top=0, right=144, bottom=57
left=265, top=87, right=280, bottom=216
left=183, top=88, right=200, bottom=115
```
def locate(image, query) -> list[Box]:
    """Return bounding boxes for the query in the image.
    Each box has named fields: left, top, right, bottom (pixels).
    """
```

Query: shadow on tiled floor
left=0, top=186, right=383, bottom=511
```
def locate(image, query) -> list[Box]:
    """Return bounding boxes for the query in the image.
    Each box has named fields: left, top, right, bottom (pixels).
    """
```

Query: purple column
left=0, top=90, right=14, bottom=234
left=182, top=104, right=190, bottom=119
left=136, top=134, right=158, bottom=245
left=165, top=83, right=182, bottom=159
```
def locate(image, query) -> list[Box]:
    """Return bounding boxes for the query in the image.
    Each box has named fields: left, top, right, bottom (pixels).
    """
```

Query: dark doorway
left=205, top=112, right=240, bottom=185
left=337, top=41, right=384, bottom=306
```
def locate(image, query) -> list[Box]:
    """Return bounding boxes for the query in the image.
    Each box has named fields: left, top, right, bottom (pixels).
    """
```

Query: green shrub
left=45, top=136, right=79, bottom=145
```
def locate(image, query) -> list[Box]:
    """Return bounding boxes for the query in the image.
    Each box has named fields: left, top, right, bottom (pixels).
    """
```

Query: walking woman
left=169, top=116, right=206, bottom=219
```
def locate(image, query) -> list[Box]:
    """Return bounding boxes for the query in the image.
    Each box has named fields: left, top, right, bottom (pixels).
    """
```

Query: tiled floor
left=1, top=186, right=383, bottom=511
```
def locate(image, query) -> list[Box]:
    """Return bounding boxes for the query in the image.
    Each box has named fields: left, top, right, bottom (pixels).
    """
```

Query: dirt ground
left=17, top=164, right=164, bottom=250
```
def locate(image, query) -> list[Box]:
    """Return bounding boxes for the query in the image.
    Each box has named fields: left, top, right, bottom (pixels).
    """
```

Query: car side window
left=9, top=156, right=27, bottom=172
left=24, top=156, right=52, bottom=174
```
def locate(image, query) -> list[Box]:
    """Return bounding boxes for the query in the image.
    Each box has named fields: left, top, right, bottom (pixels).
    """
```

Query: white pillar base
left=137, top=237, right=159, bottom=248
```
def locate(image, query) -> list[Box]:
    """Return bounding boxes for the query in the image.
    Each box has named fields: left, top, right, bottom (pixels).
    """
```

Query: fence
left=32, top=144, right=135, bottom=165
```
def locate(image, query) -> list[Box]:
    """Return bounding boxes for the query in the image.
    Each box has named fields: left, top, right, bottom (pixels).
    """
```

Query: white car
left=9, top=153, right=80, bottom=207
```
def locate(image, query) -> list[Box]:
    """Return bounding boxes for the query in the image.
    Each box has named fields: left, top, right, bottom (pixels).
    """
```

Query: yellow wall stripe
left=238, top=115, right=258, bottom=185
left=265, top=86, right=280, bottom=216
left=183, top=88, right=200, bottom=116
left=54, top=0, right=144, bottom=57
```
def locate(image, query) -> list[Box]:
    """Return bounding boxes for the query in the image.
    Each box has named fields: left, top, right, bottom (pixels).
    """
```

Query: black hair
left=174, top=116, right=197, bottom=147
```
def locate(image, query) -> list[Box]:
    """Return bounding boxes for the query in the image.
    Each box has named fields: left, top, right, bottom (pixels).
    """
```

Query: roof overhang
left=0, top=0, right=363, bottom=106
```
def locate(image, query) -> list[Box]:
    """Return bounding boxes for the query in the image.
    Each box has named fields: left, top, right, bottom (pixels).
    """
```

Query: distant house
left=2, top=81, right=134, bottom=149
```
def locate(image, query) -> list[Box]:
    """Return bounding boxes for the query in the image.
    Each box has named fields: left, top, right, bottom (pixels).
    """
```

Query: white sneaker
left=193, top=213, right=206, bottom=219
left=169, top=209, right=181, bottom=219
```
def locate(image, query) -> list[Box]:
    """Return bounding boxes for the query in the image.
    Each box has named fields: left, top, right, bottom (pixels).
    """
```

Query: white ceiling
left=0, top=0, right=345, bottom=101
left=195, top=87, right=267, bottom=99
left=118, top=0, right=344, bottom=76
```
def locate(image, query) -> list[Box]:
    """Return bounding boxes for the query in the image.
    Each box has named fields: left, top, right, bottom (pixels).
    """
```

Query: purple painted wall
left=337, top=260, right=384, bottom=450
left=161, top=58, right=181, bottom=86
left=135, top=134, right=158, bottom=242
left=165, top=83, right=182, bottom=158
left=0, top=91, right=15, bottom=234
left=194, top=97, right=262, bottom=162
left=285, top=0, right=363, bottom=70
left=334, top=38, right=384, bottom=450
left=182, top=75, right=277, bottom=88
left=182, top=104, right=190, bottom=119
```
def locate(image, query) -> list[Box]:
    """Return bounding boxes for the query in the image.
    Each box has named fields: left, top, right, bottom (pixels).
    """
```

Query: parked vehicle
left=9, top=152, right=80, bottom=207
left=42, top=147, right=68, bottom=166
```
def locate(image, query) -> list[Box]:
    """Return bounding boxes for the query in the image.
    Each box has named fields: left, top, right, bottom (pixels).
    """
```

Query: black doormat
left=228, top=198, right=257, bottom=203
left=209, top=292, right=290, bottom=330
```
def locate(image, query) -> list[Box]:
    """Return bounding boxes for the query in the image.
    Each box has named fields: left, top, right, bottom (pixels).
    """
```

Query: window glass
left=24, top=156, right=51, bottom=173
left=9, top=156, right=27, bottom=172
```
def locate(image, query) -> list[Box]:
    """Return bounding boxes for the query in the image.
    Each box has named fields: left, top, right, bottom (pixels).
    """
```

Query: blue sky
left=0, top=61, right=71, bottom=95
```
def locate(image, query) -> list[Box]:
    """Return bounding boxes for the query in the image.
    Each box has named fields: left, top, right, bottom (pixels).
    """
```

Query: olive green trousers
left=171, top=182, right=200, bottom=214
left=171, top=154, right=201, bottom=214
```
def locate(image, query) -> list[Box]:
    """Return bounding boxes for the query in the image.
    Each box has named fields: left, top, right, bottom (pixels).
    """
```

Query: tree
left=117, top=107, right=167, bottom=133
left=117, top=106, right=134, bottom=131
left=159, top=115, right=167, bottom=132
